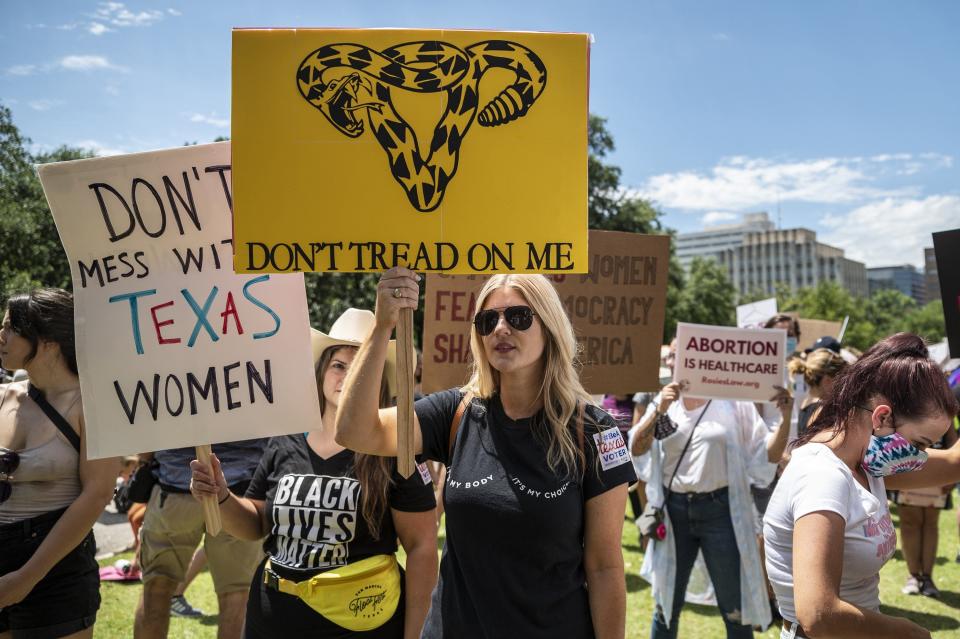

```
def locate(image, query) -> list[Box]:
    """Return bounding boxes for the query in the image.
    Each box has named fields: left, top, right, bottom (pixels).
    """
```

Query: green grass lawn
left=95, top=505, right=960, bottom=638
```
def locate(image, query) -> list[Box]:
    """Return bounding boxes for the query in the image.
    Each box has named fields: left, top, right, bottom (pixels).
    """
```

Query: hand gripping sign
left=674, top=323, right=787, bottom=402
left=37, top=143, right=321, bottom=532
left=232, top=28, right=590, bottom=476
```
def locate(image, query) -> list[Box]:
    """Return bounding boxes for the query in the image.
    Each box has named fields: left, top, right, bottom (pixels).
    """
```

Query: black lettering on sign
left=88, top=170, right=205, bottom=243
left=111, top=359, right=274, bottom=424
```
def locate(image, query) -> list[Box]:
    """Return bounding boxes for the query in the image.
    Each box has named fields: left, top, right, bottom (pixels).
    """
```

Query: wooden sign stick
left=396, top=307, right=416, bottom=478
left=195, top=444, right=223, bottom=536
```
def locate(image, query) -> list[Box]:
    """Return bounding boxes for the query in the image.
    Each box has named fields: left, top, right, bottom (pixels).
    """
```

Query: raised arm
left=884, top=434, right=960, bottom=491
left=630, top=383, right=682, bottom=456
left=335, top=267, right=424, bottom=457
left=793, top=511, right=929, bottom=638
left=766, top=385, right=793, bottom=463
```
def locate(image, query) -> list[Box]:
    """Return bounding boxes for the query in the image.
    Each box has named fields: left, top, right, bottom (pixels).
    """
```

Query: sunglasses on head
left=0, top=447, right=19, bottom=505
left=473, top=306, right=537, bottom=336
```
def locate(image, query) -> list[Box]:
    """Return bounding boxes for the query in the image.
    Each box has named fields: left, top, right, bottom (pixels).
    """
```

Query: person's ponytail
left=792, top=333, right=957, bottom=449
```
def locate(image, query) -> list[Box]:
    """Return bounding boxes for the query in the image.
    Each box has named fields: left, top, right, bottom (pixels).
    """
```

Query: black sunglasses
left=473, top=306, right=537, bottom=336
left=0, top=447, right=19, bottom=505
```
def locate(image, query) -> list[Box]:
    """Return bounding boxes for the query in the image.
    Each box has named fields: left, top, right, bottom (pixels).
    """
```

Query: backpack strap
left=448, top=391, right=475, bottom=460
left=27, top=384, right=81, bottom=453
left=576, top=400, right=586, bottom=461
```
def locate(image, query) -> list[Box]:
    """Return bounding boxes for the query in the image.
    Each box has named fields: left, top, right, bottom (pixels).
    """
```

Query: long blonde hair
left=464, top=274, right=594, bottom=477
left=317, top=346, right=393, bottom=539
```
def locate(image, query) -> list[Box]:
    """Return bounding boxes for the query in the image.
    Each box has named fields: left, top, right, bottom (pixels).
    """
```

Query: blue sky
left=2, top=1, right=958, bottom=268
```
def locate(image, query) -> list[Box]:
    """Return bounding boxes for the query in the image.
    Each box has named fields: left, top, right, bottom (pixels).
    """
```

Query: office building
left=867, top=265, right=926, bottom=304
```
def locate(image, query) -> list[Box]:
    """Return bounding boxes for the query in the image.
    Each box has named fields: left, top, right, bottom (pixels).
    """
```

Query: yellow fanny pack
left=264, top=555, right=401, bottom=631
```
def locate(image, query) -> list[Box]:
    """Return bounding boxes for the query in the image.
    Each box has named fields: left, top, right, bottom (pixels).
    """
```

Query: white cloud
left=74, top=139, right=127, bottom=157
left=190, top=113, right=230, bottom=128
left=6, top=64, right=37, bottom=76
left=94, top=2, right=165, bottom=27
left=635, top=154, right=953, bottom=211
left=167, top=8, right=182, bottom=16
left=88, top=22, right=111, bottom=36
left=58, top=55, right=126, bottom=72
left=820, top=195, right=960, bottom=268
left=28, top=99, right=63, bottom=111
left=701, top=211, right=738, bottom=226
left=57, top=23, right=80, bottom=31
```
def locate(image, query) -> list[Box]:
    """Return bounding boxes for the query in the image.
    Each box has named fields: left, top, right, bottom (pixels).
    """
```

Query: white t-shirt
left=660, top=400, right=765, bottom=494
left=762, top=443, right=896, bottom=623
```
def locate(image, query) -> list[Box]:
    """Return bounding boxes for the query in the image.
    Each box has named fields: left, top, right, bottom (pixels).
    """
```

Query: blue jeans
left=650, top=488, right=753, bottom=639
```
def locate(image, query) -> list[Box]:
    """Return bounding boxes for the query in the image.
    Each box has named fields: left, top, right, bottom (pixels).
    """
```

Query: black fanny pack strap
left=28, top=384, right=81, bottom=453
left=663, top=400, right=712, bottom=498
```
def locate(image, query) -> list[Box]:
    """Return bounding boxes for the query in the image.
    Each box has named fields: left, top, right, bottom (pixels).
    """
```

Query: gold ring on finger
left=393, top=288, right=403, bottom=299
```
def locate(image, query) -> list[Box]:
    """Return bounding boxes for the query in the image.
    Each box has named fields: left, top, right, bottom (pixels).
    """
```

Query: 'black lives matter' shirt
left=245, top=435, right=436, bottom=577
left=415, top=390, right=637, bottom=639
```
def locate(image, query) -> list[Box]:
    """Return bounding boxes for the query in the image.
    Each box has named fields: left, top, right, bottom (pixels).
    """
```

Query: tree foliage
left=0, top=105, right=90, bottom=300
left=774, top=281, right=946, bottom=351
left=675, top=257, right=737, bottom=328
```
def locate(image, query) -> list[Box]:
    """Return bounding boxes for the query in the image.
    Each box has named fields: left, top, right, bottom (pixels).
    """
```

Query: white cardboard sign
left=736, top=297, right=778, bottom=328
left=674, top=323, right=787, bottom=402
left=37, top=143, right=321, bottom=459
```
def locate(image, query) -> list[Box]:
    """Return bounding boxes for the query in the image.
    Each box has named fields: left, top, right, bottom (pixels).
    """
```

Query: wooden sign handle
left=195, top=444, right=223, bottom=536
left=396, top=307, right=416, bottom=478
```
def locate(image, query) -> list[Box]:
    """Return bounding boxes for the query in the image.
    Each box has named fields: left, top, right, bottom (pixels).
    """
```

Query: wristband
left=218, top=491, right=230, bottom=505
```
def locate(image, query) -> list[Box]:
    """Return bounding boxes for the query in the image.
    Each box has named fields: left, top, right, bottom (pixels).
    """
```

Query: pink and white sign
left=674, top=323, right=787, bottom=402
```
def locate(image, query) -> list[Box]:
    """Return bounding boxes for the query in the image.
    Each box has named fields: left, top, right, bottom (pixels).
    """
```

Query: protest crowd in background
left=3, top=276, right=960, bottom=639
left=2, top=21, right=960, bottom=639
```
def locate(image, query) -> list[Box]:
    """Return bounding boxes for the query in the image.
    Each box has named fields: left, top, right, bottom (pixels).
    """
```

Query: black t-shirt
left=245, top=435, right=436, bottom=578
left=415, top=389, right=637, bottom=639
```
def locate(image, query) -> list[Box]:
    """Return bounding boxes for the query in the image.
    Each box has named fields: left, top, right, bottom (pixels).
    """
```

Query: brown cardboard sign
left=784, top=313, right=843, bottom=352
left=422, top=230, right=670, bottom=394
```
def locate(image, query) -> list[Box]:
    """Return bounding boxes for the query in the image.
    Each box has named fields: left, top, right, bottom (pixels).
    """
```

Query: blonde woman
left=336, top=268, right=636, bottom=639
left=788, top=348, right=847, bottom=440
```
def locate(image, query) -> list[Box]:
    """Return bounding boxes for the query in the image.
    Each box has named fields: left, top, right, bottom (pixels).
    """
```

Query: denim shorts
left=0, top=509, right=100, bottom=638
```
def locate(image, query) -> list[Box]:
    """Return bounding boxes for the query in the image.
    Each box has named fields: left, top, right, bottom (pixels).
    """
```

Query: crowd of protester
left=2, top=280, right=960, bottom=638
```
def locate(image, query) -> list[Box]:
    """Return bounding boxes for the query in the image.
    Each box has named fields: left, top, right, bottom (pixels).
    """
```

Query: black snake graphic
left=296, top=40, right=547, bottom=212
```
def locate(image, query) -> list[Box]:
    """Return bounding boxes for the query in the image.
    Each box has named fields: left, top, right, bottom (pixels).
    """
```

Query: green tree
left=586, top=114, right=681, bottom=341
left=0, top=104, right=91, bottom=300
left=675, top=257, right=736, bottom=327
left=900, top=299, right=946, bottom=343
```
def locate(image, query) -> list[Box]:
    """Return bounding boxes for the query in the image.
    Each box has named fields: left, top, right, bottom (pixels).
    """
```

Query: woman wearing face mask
left=763, top=333, right=960, bottom=639
left=189, top=308, right=438, bottom=638
left=336, top=269, right=636, bottom=639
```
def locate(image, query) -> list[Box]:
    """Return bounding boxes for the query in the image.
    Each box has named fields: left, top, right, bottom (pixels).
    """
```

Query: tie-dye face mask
left=861, top=431, right=928, bottom=477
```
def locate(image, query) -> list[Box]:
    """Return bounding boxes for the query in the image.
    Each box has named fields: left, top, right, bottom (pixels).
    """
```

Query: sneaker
left=902, top=575, right=921, bottom=595
left=170, top=595, right=204, bottom=618
left=919, top=575, right=941, bottom=598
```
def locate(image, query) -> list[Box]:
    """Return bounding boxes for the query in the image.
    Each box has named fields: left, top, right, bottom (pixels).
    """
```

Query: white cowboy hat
left=311, top=308, right=400, bottom=398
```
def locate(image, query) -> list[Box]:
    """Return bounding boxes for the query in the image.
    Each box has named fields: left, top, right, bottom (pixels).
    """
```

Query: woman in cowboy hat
left=336, top=269, right=637, bottom=639
left=189, top=308, right=438, bottom=638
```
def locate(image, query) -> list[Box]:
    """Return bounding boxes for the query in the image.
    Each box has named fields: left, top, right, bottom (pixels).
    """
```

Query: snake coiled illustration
left=296, top=40, right=547, bottom=212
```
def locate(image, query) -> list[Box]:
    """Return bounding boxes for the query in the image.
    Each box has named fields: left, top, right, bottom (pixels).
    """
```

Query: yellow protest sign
left=232, top=28, right=589, bottom=274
